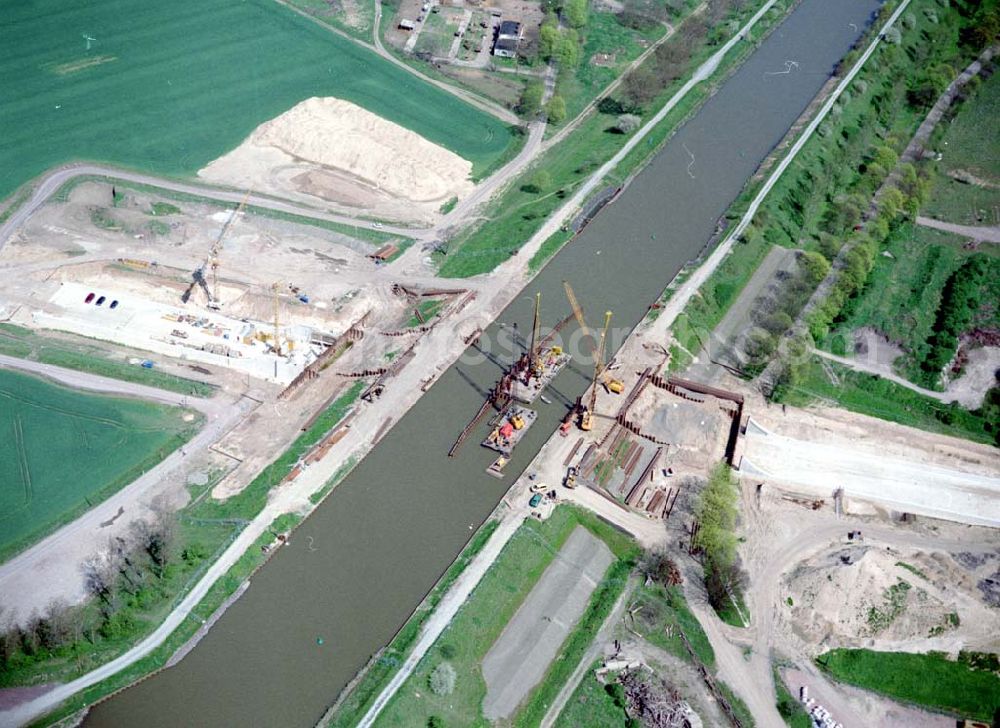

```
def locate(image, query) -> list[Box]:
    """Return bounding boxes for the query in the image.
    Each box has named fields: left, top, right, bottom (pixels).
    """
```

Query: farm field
left=0, top=368, right=201, bottom=559
left=0, top=0, right=514, bottom=201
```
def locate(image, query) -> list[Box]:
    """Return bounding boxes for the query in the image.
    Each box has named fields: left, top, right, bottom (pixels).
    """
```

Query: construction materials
left=482, top=405, right=537, bottom=455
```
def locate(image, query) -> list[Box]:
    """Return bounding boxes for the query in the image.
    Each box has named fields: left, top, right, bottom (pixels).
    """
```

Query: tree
left=516, top=81, right=544, bottom=117
left=563, top=0, right=588, bottom=28
left=545, top=95, right=567, bottom=124
left=429, top=662, right=457, bottom=695
left=641, top=550, right=682, bottom=586
left=614, top=113, right=641, bottom=134
left=799, top=250, right=831, bottom=285
left=538, top=18, right=560, bottom=60
left=555, top=31, right=580, bottom=68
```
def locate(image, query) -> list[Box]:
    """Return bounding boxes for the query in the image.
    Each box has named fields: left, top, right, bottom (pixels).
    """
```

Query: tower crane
left=581, top=310, right=612, bottom=431
left=271, top=281, right=282, bottom=356
left=181, top=190, right=251, bottom=307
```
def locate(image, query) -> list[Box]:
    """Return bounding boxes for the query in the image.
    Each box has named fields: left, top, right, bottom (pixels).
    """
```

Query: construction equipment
left=271, top=281, right=282, bottom=356
left=181, top=190, right=251, bottom=307
left=563, top=280, right=593, bottom=348
left=528, top=292, right=542, bottom=379
left=581, top=310, right=612, bottom=431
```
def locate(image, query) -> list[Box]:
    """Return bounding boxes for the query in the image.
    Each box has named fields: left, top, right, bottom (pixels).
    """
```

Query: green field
left=0, top=0, right=514, bottom=201
left=0, top=368, right=200, bottom=559
left=817, top=649, right=1000, bottom=721
left=830, top=223, right=1000, bottom=383
left=923, top=66, right=1000, bottom=226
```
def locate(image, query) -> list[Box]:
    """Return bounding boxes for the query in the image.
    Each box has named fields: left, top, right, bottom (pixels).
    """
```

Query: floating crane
left=581, top=310, right=612, bottom=431
left=563, top=280, right=593, bottom=348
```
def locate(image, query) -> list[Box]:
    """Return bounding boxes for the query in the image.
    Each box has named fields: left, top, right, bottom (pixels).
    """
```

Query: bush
left=428, top=662, right=456, bottom=695
left=614, top=113, right=642, bottom=134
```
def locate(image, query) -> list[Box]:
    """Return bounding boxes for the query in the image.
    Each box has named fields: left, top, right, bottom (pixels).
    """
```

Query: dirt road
left=916, top=215, right=1000, bottom=243
left=812, top=348, right=955, bottom=403
left=741, top=417, right=1000, bottom=526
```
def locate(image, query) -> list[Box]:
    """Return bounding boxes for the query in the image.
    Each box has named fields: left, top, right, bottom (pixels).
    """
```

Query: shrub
left=429, top=662, right=456, bottom=695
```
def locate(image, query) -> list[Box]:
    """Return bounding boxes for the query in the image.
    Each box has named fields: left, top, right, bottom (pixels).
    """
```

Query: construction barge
left=482, top=404, right=538, bottom=456
left=510, top=345, right=571, bottom=404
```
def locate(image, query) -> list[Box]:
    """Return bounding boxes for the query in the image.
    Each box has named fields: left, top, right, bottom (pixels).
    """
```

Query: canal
left=88, top=0, right=880, bottom=724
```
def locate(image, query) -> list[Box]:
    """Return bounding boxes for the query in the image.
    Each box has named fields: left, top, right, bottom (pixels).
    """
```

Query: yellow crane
left=564, top=281, right=622, bottom=398
left=271, top=281, right=282, bottom=356
left=563, top=280, right=592, bottom=348
left=207, top=190, right=252, bottom=309
left=581, top=310, right=612, bottom=431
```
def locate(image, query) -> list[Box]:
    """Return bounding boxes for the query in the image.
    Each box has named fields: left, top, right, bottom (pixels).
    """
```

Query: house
left=398, top=18, right=415, bottom=30
left=492, top=36, right=518, bottom=58
left=498, top=20, right=522, bottom=40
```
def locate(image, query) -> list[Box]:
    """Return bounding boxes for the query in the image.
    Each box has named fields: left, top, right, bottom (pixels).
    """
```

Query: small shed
left=398, top=18, right=416, bottom=30
left=370, top=243, right=399, bottom=262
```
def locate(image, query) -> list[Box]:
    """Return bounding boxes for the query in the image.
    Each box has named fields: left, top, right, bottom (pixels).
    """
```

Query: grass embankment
left=368, top=506, right=639, bottom=727
left=776, top=355, right=998, bottom=445
left=817, top=648, right=1000, bottom=721
left=438, top=0, right=789, bottom=278
left=0, top=324, right=214, bottom=397
left=773, top=667, right=811, bottom=728
left=2, top=383, right=363, bottom=699
left=0, top=369, right=203, bottom=561
left=187, top=380, right=366, bottom=521
left=922, top=62, right=1000, bottom=226
left=1, top=0, right=514, bottom=203
left=551, top=658, right=631, bottom=727
left=53, top=175, right=410, bottom=248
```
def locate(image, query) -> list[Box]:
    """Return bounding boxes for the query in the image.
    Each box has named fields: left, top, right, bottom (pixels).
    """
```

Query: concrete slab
left=480, top=526, right=614, bottom=720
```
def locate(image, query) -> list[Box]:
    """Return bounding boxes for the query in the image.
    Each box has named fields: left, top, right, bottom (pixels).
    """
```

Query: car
left=529, top=493, right=542, bottom=508
left=84, top=292, right=95, bottom=303
left=110, top=300, right=119, bottom=309
left=529, top=482, right=547, bottom=494
left=95, top=295, right=106, bottom=306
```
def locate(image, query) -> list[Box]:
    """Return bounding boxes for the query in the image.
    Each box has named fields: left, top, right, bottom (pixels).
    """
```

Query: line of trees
left=0, top=511, right=180, bottom=682
left=918, top=255, right=990, bottom=386
left=692, top=464, right=747, bottom=616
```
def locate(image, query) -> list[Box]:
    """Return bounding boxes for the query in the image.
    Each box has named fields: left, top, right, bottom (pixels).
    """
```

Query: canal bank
left=86, top=1, right=882, bottom=726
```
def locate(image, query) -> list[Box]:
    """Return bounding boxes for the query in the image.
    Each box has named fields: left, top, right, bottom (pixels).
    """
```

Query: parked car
left=529, top=493, right=542, bottom=508
left=84, top=292, right=95, bottom=303
left=529, top=482, right=547, bottom=494
left=95, top=296, right=106, bottom=306
left=110, top=300, right=119, bottom=309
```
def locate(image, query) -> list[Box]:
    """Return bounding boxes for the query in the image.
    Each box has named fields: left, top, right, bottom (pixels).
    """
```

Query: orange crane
left=581, top=310, right=612, bottom=431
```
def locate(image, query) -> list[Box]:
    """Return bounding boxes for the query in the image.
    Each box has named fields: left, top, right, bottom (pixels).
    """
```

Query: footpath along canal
left=88, top=1, right=881, bottom=725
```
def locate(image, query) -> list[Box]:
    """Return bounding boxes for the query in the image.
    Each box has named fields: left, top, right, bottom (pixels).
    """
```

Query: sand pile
left=785, top=547, right=958, bottom=647
left=199, top=98, right=473, bottom=219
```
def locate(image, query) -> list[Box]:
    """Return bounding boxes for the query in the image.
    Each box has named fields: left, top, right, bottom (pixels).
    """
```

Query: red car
left=84, top=292, right=95, bottom=303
